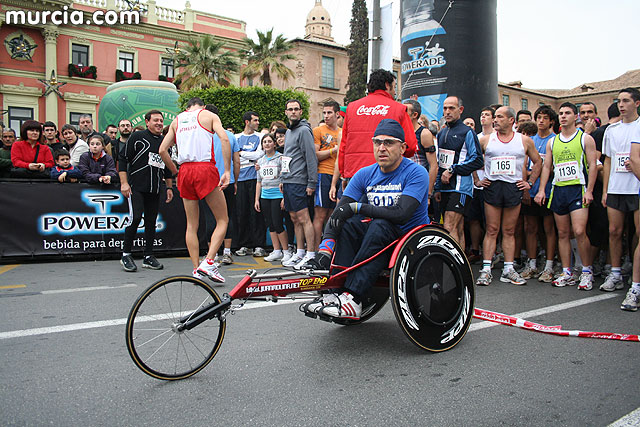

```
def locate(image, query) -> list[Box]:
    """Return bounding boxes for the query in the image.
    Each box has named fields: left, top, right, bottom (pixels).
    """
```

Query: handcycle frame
left=126, top=223, right=475, bottom=380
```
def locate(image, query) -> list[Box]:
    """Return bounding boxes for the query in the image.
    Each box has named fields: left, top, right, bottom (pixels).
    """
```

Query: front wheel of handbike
left=390, top=226, right=474, bottom=352
left=125, top=275, right=226, bottom=380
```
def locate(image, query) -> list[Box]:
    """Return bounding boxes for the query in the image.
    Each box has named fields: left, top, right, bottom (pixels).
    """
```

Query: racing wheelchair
left=125, top=223, right=474, bottom=380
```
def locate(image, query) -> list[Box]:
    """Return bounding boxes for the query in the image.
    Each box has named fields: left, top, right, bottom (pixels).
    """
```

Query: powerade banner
left=400, top=0, right=448, bottom=121
left=400, top=0, right=498, bottom=126
left=0, top=181, right=188, bottom=259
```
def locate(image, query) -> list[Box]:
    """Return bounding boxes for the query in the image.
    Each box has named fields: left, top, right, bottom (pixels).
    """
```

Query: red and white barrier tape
left=473, top=308, right=640, bottom=342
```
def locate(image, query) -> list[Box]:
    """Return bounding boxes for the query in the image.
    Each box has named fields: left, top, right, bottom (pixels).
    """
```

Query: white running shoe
left=620, top=288, right=640, bottom=312
left=318, top=292, right=362, bottom=320
left=283, top=253, right=304, bottom=267
left=293, top=253, right=315, bottom=270
left=196, top=258, right=225, bottom=283
left=577, top=272, right=593, bottom=291
left=264, top=251, right=284, bottom=262
left=281, top=250, right=294, bottom=263
left=553, top=273, right=575, bottom=287
left=304, top=293, right=339, bottom=314
left=599, top=273, right=624, bottom=292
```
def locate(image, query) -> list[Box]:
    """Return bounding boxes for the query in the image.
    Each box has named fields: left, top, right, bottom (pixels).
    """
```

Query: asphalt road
left=0, top=256, right=638, bottom=426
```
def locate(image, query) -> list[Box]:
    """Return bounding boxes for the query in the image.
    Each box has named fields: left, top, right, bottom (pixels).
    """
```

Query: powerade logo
left=38, top=190, right=166, bottom=235
left=401, top=42, right=446, bottom=75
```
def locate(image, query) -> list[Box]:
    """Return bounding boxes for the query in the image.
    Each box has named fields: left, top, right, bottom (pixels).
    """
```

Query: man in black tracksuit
left=118, top=110, right=173, bottom=272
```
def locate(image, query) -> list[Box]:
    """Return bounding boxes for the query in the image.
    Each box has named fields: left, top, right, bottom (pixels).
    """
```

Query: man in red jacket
left=339, top=69, right=417, bottom=181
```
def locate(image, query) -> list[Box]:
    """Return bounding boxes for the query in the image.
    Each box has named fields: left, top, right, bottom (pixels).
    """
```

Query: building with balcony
left=498, top=70, right=640, bottom=120
left=0, top=0, right=246, bottom=132
left=250, top=0, right=402, bottom=125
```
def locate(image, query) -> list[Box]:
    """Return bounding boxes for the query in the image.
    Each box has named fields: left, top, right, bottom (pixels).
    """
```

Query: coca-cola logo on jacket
left=356, top=105, right=391, bottom=116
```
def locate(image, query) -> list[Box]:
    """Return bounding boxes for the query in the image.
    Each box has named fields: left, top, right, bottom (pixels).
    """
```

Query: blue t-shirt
left=344, top=157, right=429, bottom=232
left=237, top=133, right=262, bottom=181
left=530, top=132, right=555, bottom=196
left=214, top=130, right=240, bottom=184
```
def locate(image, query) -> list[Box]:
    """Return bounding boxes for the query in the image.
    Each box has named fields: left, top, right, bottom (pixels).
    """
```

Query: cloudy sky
left=157, top=0, right=640, bottom=90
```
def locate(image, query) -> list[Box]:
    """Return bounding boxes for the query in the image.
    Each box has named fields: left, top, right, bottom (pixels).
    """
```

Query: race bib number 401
left=556, top=160, right=579, bottom=182
left=148, top=152, right=165, bottom=169
left=489, top=156, right=516, bottom=176
left=438, top=148, right=455, bottom=169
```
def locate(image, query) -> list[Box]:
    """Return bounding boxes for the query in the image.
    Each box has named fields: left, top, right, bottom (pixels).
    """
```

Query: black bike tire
left=125, top=275, right=226, bottom=380
left=390, top=226, right=474, bottom=352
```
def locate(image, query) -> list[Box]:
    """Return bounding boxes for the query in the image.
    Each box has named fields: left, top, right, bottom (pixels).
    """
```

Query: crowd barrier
left=0, top=180, right=195, bottom=260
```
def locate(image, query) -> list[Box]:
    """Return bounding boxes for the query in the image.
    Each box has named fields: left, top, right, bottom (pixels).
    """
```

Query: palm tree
left=241, top=29, right=296, bottom=86
left=175, top=35, right=239, bottom=90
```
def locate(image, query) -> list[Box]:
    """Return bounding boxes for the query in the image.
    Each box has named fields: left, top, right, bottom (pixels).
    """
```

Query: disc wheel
left=390, top=226, right=474, bottom=351
left=125, top=275, right=226, bottom=380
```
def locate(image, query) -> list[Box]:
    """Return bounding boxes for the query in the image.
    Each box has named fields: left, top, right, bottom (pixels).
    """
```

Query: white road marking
left=0, top=293, right=619, bottom=341
left=0, top=299, right=302, bottom=340
left=609, top=406, right=640, bottom=427
left=41, top=284, right=138, bottom=294
left=469, top=293, right=618, bottom=332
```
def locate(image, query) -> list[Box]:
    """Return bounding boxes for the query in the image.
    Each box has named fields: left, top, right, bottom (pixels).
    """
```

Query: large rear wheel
left=390, top=226, right=474, bottom=351
left=125, top=275, right=226, bottom=380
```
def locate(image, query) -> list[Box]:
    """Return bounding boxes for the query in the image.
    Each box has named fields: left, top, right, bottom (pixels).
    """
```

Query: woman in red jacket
left=10, top=120, right=54, bottom=179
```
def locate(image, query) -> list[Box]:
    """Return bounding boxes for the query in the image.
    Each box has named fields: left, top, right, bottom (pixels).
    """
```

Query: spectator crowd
left=1, top=69, right=639, bottom=312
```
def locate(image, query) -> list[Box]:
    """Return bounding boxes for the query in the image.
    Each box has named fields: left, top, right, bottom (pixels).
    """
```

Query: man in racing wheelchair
left=302, top=119, right=430, bottom=320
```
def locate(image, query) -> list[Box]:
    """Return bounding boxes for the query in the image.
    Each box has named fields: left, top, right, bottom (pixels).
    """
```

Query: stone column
left=41, top=26, right=59, bottom=123
left=147, top=0, right=157, bottom=24
left=184, top=1, right=193, bottom=31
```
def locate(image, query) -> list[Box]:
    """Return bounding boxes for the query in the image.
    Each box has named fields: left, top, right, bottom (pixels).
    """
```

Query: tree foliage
left=241, top=29, right=296, bottom=86
left=179, top=86, right=310, bottom=133
left=175, top=35, right=239, bottom=91
left=344, top=0, right=369, bottom=104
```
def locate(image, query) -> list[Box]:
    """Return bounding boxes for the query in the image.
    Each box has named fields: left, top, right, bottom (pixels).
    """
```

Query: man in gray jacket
left=281, top=99, right=318, bottom=269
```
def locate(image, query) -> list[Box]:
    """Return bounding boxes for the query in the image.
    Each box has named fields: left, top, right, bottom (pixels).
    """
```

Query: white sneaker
left=281, top=250, right=294, bottom=263
left=283, top=253, right=304, bottom=267
left=318, top=292, right=362, bottom=320
left=553, top=273, right=575, bottom=287
left=599, top=273, right=624, bottom=292
left=264, top=251, right=284, bottom=262
left=578, top=272, right=593, bottom=291
left=620, top=288, right=640, bottom=311
left=293, top=253, right=315, bottom=270
left=196, top=258, right=225, bottom=283
left=304, top=293, right=339, bottom=314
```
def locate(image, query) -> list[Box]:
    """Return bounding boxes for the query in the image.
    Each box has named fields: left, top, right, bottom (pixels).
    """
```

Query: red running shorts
left=177, top=162, right=220, bottom=200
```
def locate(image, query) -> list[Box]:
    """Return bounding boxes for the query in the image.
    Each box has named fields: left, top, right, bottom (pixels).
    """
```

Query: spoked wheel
left=331, top=284, right=389, bottom=325
left=390, top=226, right=474, bottom=351
left=125, top=275, right=226, bottom=380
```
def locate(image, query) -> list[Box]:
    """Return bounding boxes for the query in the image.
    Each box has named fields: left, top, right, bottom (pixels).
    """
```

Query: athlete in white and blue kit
left=302, top=119, right=429, bottom=320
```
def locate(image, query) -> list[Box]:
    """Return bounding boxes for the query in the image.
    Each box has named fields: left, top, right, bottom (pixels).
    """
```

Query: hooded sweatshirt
left=281, top=119, right=317, bottom=188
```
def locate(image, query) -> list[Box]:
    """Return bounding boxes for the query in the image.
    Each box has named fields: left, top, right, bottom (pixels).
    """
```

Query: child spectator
left=255, top=133, right=290, bottom=262
left=10, top=120, right=54, bottom=179
left=78, top=134, right=118, bottom=184
left=51, top=149, right=83, bottom=183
